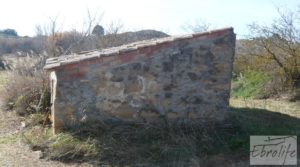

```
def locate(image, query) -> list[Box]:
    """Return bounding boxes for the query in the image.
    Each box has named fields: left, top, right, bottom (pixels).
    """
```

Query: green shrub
left=231, top=70, right=271, bottom=99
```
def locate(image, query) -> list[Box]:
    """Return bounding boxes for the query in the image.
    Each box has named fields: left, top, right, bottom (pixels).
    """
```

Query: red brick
left=138, top=46, right=152, bottom=55
left=64, top=63, right=78, bottom=70
left=102, top=55, right=116, bottom=63
left=119, top=54, right=135, bottom=63
left=160, top=41, right=173, bottom=48
left=118, top=50, right=140, bottom=64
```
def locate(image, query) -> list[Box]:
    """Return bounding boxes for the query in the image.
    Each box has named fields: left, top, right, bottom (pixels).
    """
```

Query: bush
left=1, top=71, right=50, bottom=117
left=231, top=70, right=271, bottom=99
left=21, top=126, right=98, bottom=162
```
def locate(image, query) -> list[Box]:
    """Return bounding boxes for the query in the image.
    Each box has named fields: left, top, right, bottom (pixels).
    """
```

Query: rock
left=33, top=150, right=44, bottom=159
left=20, top=121, right=27, bottom=129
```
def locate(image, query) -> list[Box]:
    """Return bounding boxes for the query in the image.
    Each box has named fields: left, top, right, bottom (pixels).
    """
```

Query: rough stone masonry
left=44, top=27, right=236, bottom=133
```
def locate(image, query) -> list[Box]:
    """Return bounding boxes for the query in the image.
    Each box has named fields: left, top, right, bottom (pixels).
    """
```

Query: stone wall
left=230, top=98, right=300, bottom=117
left=47, top=28, right=236, bottom=133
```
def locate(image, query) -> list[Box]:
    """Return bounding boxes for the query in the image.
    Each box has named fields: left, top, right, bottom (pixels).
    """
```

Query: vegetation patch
left=0, top=135, right=19, bottom=144
left=21, top=126, right=98, bottom=162
left=16, top=107, right=300, bottom=166
left=0, top=71, right=8, bottom=87
left=231, top=70, right=271, bottom=99
left=0, top=71, right=51, bottom=117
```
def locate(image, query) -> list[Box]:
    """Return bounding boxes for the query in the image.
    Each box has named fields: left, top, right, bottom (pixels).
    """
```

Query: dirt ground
left=0, top=106, right=250, bottom=167
left=0, top=106, right=92, bottom=167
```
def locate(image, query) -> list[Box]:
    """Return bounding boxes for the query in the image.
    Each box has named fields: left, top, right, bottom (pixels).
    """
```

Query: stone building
left=44, top=27, right=236, bottom=133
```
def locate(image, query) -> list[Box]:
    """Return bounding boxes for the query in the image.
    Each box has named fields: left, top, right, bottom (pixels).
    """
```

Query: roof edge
left=44, top=27, right=234, bottom=70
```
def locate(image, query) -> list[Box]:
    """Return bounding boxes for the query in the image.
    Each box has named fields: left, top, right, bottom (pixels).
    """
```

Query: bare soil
left=0, top=107, right=92, bottom=167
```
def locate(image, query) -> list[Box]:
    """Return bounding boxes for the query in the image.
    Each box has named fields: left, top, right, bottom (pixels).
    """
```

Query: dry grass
left=20, top=107, right=300, bottom=166
left=0, top=71, right=8, bottom=88
left=2, top=106, right=299, bottom=166
left=0, top=71, right=50, bottom=116
left=0, top=107, right=92, bottom=167
left=21, top=118, right=247, bottom=166
left=21, top=126, right=99, bottom=163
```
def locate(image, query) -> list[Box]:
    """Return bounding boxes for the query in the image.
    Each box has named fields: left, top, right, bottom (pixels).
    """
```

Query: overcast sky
left=0, top=0, right=298, bottom=38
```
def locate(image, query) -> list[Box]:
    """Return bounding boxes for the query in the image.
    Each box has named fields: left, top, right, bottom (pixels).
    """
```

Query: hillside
left=0, top=29, right=169, bottom=70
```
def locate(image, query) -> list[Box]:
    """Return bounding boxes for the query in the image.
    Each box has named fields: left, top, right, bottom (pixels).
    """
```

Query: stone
left=187, top=72, right=198, bottom=81
left=162, top=61, right=173, bottom=72
left=164, top=92, right=173, bottom=98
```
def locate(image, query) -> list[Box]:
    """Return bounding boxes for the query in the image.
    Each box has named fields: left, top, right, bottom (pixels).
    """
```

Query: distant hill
left=0, top=29, right=18, bottom=37
left=0, top=29, right=169, bottom=55
left=235, top=39, right=265, bottom=57
left=118, top=30, right=170, bottom=43
left=0, top=29, right=169, bottom=70
left=95, top=30, right=169, bottom=49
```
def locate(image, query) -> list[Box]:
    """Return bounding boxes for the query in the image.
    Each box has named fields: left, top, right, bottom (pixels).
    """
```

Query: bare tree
left=35, top=25, right=44, bottom=37
left=105, top=20, right=124, bottom=34
left=62, top=9, right=104, bottom=54
left=82, top=8, right=104, bottom=36
left=35, top=16, right=64, bottom=57
left=248, top=7, right=300, bottom=89
left=95, top=20, right=125, bottom=49
left=33, top=9, right=104, bottom=56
